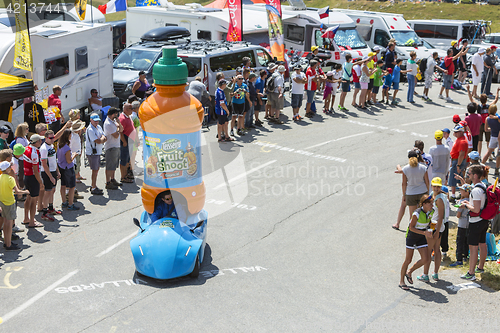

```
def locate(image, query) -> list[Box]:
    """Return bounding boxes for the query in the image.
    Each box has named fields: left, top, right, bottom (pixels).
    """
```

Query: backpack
left=439, top=59, right=450, bottom=71
left=266, top=73, right=278, bottom=92
left=8, top=137, right=19, bottom=150
left=469, top=182, right=500, bottom=220
left=419, top=58, right=428, bottom=74
left=486, top=232, right=498, bottom=255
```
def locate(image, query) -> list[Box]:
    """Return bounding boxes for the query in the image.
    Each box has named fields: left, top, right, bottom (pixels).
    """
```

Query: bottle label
left=143, top=130, right=202, bottom=189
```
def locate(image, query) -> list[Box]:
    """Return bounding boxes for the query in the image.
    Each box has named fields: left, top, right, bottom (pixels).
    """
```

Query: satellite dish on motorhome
left=141, top=26, right=191, bottom=42
left=287, top=0, right=306, bottom=10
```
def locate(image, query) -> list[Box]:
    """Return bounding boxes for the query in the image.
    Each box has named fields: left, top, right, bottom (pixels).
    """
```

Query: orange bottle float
left=139, top=46, right=205, bottom=215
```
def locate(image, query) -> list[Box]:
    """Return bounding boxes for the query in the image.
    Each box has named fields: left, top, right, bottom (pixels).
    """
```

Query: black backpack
left=266, top=73, right=278, bottom=92
left=419, top=58, right=428, bottom=74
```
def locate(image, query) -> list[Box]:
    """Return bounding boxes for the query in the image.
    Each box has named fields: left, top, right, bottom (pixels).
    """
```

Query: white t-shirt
left=274, top=73, right=284, bottom=91
left=425, top=56, right=436, bottom=77
left=12, top=156, right=19, bottom=174
left=14, top=136, right=29, bottom=160
left=39, top=142, right=58, bottom=172
left=85, top=124, right=105, bottom=156
left=70, top=133, right=81, bottom=154
left=444, top=136, right=453, bottom=151
left=103, top=117, right=120, bottom=150
left=332, top=71, right=341, bottom=89
left=291, top=72, right=306, bottom=95
left=472, top=53, right=484, bottom=76
left=353, top=64, right=361, bottom=78
left=469, top=184, right=487, bottom=223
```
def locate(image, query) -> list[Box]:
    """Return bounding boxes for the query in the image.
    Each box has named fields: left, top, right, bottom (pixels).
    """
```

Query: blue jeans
left=481, top=68, right=493, bottom=95
left=448, top=159, right=467, bottom=188
left=407, top=74, right=415, bottom=102
left=245, top=103, right=254, bottom=127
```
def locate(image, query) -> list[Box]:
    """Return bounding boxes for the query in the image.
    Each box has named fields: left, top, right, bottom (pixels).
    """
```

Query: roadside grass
left=441, top=221, right=500, bottom=291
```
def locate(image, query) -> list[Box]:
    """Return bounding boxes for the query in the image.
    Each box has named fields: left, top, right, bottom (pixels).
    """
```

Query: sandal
left=218, top=139, right=225, bottom=143
left=225, top=137, right=235, bottom=142
left=121, top=178, right=134, bottom=183
left=27, top=222, right=44, bottom=228
left=77, top=176, right=87, bottom=180
left=392, top=225, right=399, bottom=230
left=405, top=273, right=413, bottom=285
left=399, top=284, right=410, bottom=291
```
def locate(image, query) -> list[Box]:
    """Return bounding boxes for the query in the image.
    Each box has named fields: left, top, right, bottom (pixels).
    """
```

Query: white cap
left=326, top=71, right=334, bottom=76
left=373, top=46, right=381, bottom=51
left=478, top=48, right=486, bottom=54
left=362, top=56, right=369, bottom=61
left=0, top=160, right=12, bottom=171
left=277, top=65, right=286, bottom=72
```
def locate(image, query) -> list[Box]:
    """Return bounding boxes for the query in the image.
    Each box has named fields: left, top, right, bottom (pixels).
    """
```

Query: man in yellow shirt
left=366, top=52, right=376, bottom=106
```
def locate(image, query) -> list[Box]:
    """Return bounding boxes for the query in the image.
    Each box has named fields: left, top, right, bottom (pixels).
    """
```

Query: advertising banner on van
left=265, top=0, right=284, bottom=62
left=13, top=0, right=32, bottom=72
left=226, top=0, right=243, bottom=41
left=74, top=0, right=87, bottom=20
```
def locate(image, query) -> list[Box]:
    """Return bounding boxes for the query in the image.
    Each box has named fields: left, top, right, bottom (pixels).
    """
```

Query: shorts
left=448, top=159, right=468, bottom=188
left=120, top=142, right=130, bottom=166
left=217, top=114, right=228, bottom=125
left=341, top=80, right=351, bottom=92
left=382, top=85, right=390, bottom=91
left=60, top=167, right=76, bottom=188
left=468, top=219, right=489, bottom=246
left=424, top=73, right=433, bottom=89
left=360, top=82, right=369, bottom=90
left=105, top=147, right=120, bottom=171
left=480, top=123, right=491, bottom=142
left=442, top=74, right=452, bottom=89
left=41, top=171, right=58, bottom=190
left=0, top=201, right=16, bottom=220
left=489, top=136, right=499, bottom=149
left=291, top=94, right=303, bottom=109
left=406, top=230, right=428, bottom=249
left=232, top=102, right=245, bottom=116
left=368, top=78, right=374, bottom=90
left=405, top=192, right=427, bottom=206
left=353, top=82, right=361, bottom=89
left=25, top=174, right=40, bottom=197
left=372, top=86, right=380, bottom=94
left=255, top=100, right=262, bottom=112
left=472, top=74, right=481, bottom=86
left=87, top=155, right=100, bottom=171
left=392, top=81, right=400, bottom=90
left=306, top=90, right=315, bottom=104
left=323, top=86, right=333, bottom=100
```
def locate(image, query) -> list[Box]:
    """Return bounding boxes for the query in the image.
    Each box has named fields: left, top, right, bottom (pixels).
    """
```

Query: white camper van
left=408, top=19, right=487, bottom=50
left=332, top=9, right=432, bottom=65
left=125, top=3, right=371, bottom=65
left=0, top=17, right=113, bottom=126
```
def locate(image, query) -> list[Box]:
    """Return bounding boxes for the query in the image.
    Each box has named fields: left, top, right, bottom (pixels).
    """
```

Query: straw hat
left=72, top=120, right=86, bottom=132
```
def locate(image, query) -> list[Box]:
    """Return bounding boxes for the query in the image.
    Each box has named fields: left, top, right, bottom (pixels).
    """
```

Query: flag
left=318, top=6, right=329, bottom=20
left=322, top=25, right=339, bottom=39
left=265, top=0, right=284, bottom=61
left=135, top=0, right=159, bottom=6
left=74, top=0, right=87, bottom=20
left=98, top=0, right=127, bottom=14
left=13, top=0, right=32, bottom=72
left=227, top=0, right=243, bottom=41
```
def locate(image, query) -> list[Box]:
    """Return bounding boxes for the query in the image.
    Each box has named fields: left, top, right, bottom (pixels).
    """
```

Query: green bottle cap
left=152, top=46, right=188, bottom=85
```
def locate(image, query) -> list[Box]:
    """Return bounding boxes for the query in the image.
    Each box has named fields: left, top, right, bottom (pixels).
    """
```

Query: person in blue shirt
left=254, top=70, right=266, bottom=127
left=382, top=67, right=393, bottom=105
left=151, top=190, right=186, bottom=223
left=391, top=59, right=412, bottom=106
left=230, top=75, right=249, bottom=136
left=215, top=79, right=233, bottom=143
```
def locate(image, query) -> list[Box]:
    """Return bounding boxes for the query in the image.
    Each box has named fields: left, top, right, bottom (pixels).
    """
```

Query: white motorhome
left=332, top=9, right=432, bottom=65
left=125, top=3, right=371, bottom=65
left=408, top=19, right=487, bottom=51
left=0, top=16, right=113, bottom=126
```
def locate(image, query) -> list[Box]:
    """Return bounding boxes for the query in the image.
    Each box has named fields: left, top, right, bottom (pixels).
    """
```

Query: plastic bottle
left=139, top=46, right=205, bottom=215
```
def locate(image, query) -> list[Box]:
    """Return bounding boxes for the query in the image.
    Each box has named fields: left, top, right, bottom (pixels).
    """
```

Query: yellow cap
left=311, top=46, right=319, bottom=52
left=435, top=130, right=443, bottom=140
left=368, top=52, right=375, bottom=57
left=451, top=40, right=458, bottom=46
left=431, top=177, right=442, bottom=187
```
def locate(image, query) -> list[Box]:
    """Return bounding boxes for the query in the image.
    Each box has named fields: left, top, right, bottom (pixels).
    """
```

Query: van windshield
left=391, top=31, right=423, bottom=47
left=315, top=28, right=367, bottom=50
left=113, top=49, right=158, bottom=71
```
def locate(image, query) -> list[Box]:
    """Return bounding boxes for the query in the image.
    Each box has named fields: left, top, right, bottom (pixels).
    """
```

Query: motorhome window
left=165, top=23, right=178, bottom=27
left=113, top=49, right=158, bottom=71
left=315, top=29, right=367, bottom=50
left=209, top=51, right=255, bottom=72
left=356, top=24, right=372, bottom=43
left=256, top=49, right=273, bottom=67
left=485, top=36, right=500, bottom=44
left=179, top=57, right=202, bottom=77
left=433, top=26, right=457, bottom=40
left=197, top=30, right=211, bottom=40
left=286, top=25, right=305, bottom=43
left=75, top=47, right=88, bottom=71
left=374, top=29, right=390, bottom=47
left=413, top=24, right=435, bottom=38
left=391, top=31, right=423, bottom=47
left=44, top=55, right=69, bottom=81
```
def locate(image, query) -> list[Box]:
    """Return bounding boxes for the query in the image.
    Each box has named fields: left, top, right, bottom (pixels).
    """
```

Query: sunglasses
left=237, top=78, right=243, bottom=80
left=47, top=136, right=55, bottom=139
left=163, top=197, right=173, bottom=200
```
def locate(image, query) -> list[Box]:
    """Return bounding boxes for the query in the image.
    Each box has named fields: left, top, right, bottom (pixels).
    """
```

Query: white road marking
left=95, top=231, right=137, bottom=258
left=213, top=160, right=276, bottom=190
left=401, top=115, right=452, bottom=126
left=0, top=269, right=79, bottom=324
left=446, top=282, right=481, bottom=292
left=306, top=131, right=375, bottom=149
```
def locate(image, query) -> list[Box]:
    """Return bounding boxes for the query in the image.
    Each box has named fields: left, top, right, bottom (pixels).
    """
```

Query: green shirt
left=0, top=138, right=7, bottom=151
left=373, top=68, right=383, bottom=87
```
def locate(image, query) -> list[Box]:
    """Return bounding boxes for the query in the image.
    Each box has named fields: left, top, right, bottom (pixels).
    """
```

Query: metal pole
left=91, top=0, right=94, bottom=25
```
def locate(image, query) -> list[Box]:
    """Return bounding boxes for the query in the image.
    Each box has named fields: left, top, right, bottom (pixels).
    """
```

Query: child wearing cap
left=381, top=68, right=393, bottom=104
left=371, top=60, right=384, bottom=104
left=442, top=128, right=453, bottom=150
left=450, top=184, right=471, bottom=267
left=0, top=160, right=29, bottom=251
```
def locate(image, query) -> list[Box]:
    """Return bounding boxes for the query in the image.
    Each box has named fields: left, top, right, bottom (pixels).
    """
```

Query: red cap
left=459, top=120, right=468, bottom=127
left=387, top=68, right=393, bottom=74
left=491, top=45, right=498, bottom=49
left=453, top=114, right=461, bottom=123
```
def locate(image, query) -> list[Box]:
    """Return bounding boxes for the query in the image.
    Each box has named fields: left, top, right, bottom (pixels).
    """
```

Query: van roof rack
left=140, top=26, right=191, bottom=42
left=177, top=40, right=251, bottom=55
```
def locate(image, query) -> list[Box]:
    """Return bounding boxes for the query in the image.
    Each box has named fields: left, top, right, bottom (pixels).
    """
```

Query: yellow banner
left=13, top=0, right=32, bottom=72
left=75, top=0, right=87, bottom=20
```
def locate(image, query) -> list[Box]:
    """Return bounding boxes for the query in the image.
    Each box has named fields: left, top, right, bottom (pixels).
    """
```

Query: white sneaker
left=438, top=94, right=444, bottom=99
left=12, top=225, right=25, bottom=233
left=446, top=97, right=453, bottom=102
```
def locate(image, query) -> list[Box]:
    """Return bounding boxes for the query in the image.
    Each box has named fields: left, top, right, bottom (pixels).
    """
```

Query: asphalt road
left=1, top=82, right=500, bottom=332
